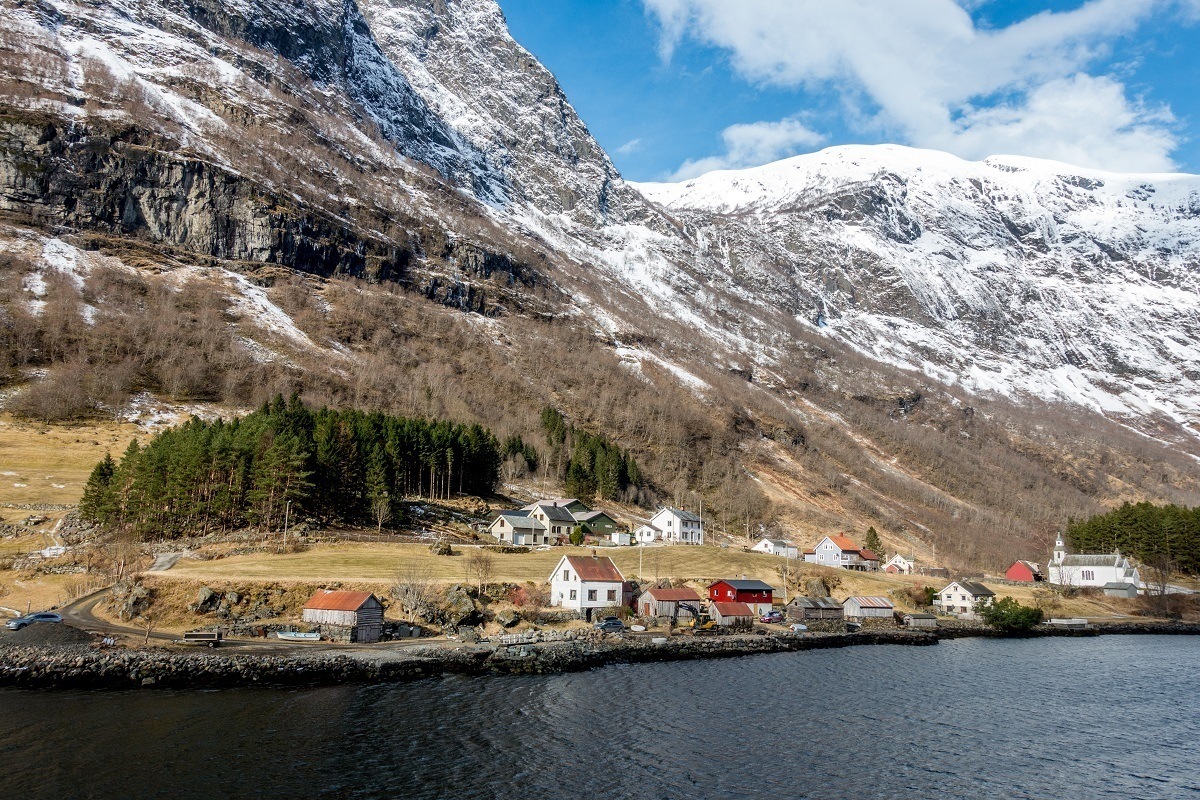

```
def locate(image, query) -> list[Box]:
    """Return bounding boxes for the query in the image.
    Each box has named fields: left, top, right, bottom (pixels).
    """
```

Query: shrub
left=978, top=596, right=1044, bottom=633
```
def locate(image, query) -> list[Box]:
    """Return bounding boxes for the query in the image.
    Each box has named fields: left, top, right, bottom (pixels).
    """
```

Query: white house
left=643, top=507, right=704, bottom=545
left=1047, top=535, right=1141, bottom=592
left=634, top=524, right=662, bottom=544
left=882, top=554, right=915, bottom=575
left=525, top=503, right=576, bottom=543
left=751, top=538, right=800, bottom=559
left=488, top=512, right=548, bottom=546
left=548, top=554, right=626, bottom=617
left=803, top=535, right=879, bottom=571
left=933, top=581, right=995, bottom=620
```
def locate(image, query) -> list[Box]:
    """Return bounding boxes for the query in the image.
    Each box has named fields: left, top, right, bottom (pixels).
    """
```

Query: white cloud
left=646, top=0, right=1185, bottom=174
left=669, top=118, right=825, bottom=180
left=615, top=138, right=643, bottom=156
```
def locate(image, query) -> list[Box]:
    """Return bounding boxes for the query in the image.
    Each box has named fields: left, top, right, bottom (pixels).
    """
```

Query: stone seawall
left=1, top=623, right=1196, bottom=690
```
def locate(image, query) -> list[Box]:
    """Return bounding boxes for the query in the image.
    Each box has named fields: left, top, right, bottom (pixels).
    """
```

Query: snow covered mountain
left=1, top=0, right=1199, bottom=561
left=634, top=146, right=1200, bottom=433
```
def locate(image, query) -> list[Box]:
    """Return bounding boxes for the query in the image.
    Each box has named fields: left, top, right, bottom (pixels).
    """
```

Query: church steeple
left=1052, top=534, right=1067, bottom=564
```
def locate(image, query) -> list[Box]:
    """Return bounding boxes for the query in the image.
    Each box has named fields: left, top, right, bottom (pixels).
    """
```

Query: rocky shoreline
left=2, top=621, right=1198, bottom=690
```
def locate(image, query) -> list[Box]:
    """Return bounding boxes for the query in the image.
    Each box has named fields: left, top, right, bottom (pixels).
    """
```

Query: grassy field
left=166, top=543, right=787, bottom=586
left=0, top=414, right=143, bottom=505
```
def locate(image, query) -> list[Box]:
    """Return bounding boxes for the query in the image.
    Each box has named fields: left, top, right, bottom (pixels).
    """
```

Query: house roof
left=1102, top=581, right=1136, bottom=590
left=1060, top=554, right=1123, bottom=567
left=712, top=579, right=774, bottom=592
left=827, top=534, right=862, bottom=552
left=788, top=596, right=842, bottom=610
left=643, top=587, right=702, bottom=602
left=659, top=506, right=701, bottom=522
left=574, top=510, right=614, bottom=523
left=562, top=555, right=624, bottom=583
left=946, top=580, right=995, bottom=597
left=527, top=503, right=576, bottom=523
left=905, top=612, right=937, bottom=619
left=493, top=513, right=544, bottom=531
left=1010, top=560, right=1042, bottom=573
left=859, top=548, right=879, bottom=561
left=845, top=596, right=894, bottom=609
left=523, top=498, right=583, bottom=510
left=711, top=601, right=754, bottom=617
left=303, top=590, right=376, bottom=612
left=759, top=538, right=792, bottom=549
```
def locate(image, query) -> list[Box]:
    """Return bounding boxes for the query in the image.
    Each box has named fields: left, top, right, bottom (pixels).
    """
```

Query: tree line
left=540, top=407, right=642, bottom=503
left=1067, top=501, right=1200, bottom=575
left=80, top=394, right=523, bottom=538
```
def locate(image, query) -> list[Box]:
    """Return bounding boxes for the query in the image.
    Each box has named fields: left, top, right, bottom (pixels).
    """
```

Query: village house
left=548, top=554, right=626, bottom=619
left=633, top=524, right=662, bottom=545
left=302, top=590, right=384, bottom=643
left=573, top=509, right=620, bottom=539
left=1005, top=560, right=1044, bottom=582
left=751, top=538, right=800, bottom=559
left=803, top=534, right=880, bottom=571
left=708, top=579, right=774, bottom=616
left=525, top=502, right=576, bottom=543
left=842, top=596, right=895, bottom=620
left=643, top=507, right=705, bottom=545
left=1047, top=535, right=1141, bottom=593
left=786, top=596, right=844, bottom=623
left=933, top=581, right=995, bottom=620
left=488, top=512, right=549, bottom=546
left=637, top=586, right=703, bottom=619
left=883, top=554, right=915, bottom=574
left=709, top=601, right=755, bottom=627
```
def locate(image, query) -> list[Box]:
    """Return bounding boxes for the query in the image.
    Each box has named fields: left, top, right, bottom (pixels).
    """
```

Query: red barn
left=708, top=579, right=774, bottom=615
left=1005, top=560, right=1043, bottom=582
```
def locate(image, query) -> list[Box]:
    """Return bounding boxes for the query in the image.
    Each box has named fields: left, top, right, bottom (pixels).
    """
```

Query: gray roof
left=574, top=510, right=614, bottom=523
left=905, top=612, right=937, bottom=619
left=950, top=580, right=995, bottom=597
left=1060, top=554, right=1122, bottom=567
left=764, top=539, right=791, bottom=548
left=494, top=513, right=544, bottom=531
left=1102, top=582, right=1136, bottom=590
left=716, top=579, right=774, bottom=592
left=529, top=504, right=576, bottom=523
left=788, top=596, right=842, bottom=610
left=662, top=506, right=702, bottom=522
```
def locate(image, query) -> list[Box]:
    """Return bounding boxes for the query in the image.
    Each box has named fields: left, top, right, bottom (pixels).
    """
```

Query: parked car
left=593, top=616, right=627, bottom=633
left=5, top=612, right=63, bottom=631
left=759, top=609, right=784, bottom=624
left=788, top=623, right=808, bottom=633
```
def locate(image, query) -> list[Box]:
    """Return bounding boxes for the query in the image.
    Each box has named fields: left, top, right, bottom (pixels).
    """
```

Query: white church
left=1047, top=535, right=1141, bottom=594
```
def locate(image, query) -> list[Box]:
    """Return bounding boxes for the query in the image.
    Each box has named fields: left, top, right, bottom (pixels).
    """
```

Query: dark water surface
left=2, top=636, right=1198, bottom=800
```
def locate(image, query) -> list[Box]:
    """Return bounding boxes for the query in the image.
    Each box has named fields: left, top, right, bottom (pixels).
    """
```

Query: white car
left=5, top=611, right=63, bottom=630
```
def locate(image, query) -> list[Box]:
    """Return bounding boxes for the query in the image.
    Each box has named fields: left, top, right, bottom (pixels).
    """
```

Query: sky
left=499, top=0, right=1200, bottom=182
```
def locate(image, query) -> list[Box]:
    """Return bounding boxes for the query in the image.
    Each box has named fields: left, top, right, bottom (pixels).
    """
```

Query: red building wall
left=709, top=581, right=774, bottom=605
left=1005, top=562, right=1036, bottom=582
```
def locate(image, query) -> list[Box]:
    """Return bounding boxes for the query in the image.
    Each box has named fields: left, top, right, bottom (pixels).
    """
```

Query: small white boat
left=630, top=625, right=647, bottom=632
left=276, top=631, right=320, bottom=642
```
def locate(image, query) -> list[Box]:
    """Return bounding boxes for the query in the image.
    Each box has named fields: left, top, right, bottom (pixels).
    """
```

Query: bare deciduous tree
left=391, top=565, right=434, bottom=622
left=465, top=549, right=495, bottom=597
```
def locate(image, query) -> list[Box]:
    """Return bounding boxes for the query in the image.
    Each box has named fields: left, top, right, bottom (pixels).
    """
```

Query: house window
left=587, top=590, right=597, bottom=601
left=1082, top=570, right=1095, bottom=581
left=607, top=589, right=616, bottom=601
left=562, top=570, right=569, bottom=582
left=569, top=589, right=577, bottom=600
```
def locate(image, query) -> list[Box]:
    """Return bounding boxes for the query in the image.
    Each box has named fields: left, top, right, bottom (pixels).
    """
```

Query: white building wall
left=548, top=559, right=622, bottom=611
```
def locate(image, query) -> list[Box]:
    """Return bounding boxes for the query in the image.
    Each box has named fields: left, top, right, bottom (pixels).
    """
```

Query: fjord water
left=1, top=636, right=1197, bottom=800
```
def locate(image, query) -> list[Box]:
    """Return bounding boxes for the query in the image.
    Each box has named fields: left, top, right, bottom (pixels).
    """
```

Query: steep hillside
left=0, top=0, right=1198, bottom=572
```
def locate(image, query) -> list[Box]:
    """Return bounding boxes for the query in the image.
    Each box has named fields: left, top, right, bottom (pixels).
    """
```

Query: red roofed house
left=302, top=590, right=385, bottom=643
left=710, top=602, right=755, bottom=627
left=638, top=586, right=703, bottom=619
left=549, top=554, right=627, bottom=619
left=1005, top=560, right=1044, bottom=582
left=708, top=579, right=774, bottom=616
left=803, top=535, right=880, bottom=571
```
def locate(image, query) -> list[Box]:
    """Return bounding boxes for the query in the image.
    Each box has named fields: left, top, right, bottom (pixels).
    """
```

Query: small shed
left=786, top=596, right=844, bottom=622
left=710, top=601, right=755, bottom=627
left=900, top=612, right=938, bottom=629
left=638, top=586, right=703, bottom=619
left=1005, top=560, right=1043, bottom=582
left=302, top=591, right=384, bottom=643
left=842, top=596, right=895, bottom=619
left=1101, top=582, right=1139, bottom=598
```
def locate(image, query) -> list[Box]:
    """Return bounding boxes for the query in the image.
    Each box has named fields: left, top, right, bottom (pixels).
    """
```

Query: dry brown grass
left=0, top=414, right=143, bottom=504
left=0, top=570, right=86, bottom=614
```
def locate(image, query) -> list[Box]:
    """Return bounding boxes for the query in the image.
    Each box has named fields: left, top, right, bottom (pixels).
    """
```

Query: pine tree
left=79, top=452, right=118, bottom=526
left=865, top=526, right=883, bottom=555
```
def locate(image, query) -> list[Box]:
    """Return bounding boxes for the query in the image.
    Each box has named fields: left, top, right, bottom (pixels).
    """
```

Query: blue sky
left=500, top=0, right=1200, bottom=181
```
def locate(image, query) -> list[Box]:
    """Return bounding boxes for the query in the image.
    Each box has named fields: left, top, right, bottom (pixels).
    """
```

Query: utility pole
left=283, top=500, right=291, bottom=542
